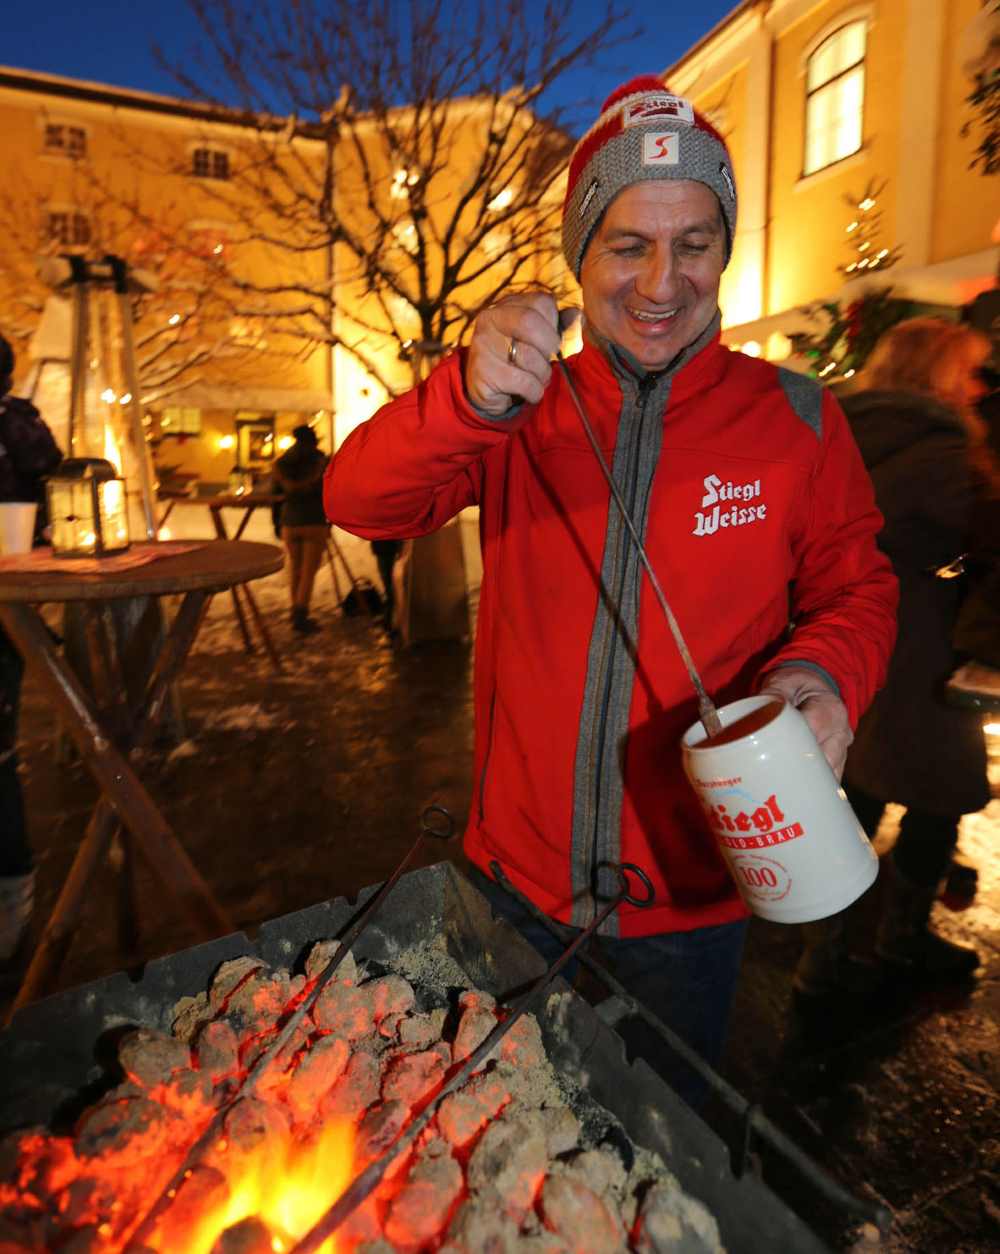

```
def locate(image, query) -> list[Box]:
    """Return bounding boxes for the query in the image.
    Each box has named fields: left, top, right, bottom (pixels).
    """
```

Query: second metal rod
left=555, top=354, right=722, bottom=739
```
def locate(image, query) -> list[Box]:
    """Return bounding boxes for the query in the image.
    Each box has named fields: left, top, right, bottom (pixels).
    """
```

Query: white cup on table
left=0, top=503, right=37, bottom=555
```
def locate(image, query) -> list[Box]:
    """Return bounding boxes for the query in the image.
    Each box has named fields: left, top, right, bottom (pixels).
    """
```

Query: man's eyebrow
left=602, top=217, right=723, bottom=241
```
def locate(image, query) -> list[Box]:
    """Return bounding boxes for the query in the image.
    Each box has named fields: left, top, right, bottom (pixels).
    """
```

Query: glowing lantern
left=47, top=458, right=131, bottom=557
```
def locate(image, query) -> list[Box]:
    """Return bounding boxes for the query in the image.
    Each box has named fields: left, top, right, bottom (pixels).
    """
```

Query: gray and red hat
left=561, top=75, right=738, bottom=278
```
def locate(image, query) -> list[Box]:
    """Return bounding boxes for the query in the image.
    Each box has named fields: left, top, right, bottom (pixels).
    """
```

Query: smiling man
left=326, top=77, right=898, bottom=1100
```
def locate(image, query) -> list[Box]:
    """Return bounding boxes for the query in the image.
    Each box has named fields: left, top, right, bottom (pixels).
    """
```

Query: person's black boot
left=877, top=855, right=980, bottom=980
left=793, top=910, right=880, bottom=1000
left=292, top=607, right=320, bottom=635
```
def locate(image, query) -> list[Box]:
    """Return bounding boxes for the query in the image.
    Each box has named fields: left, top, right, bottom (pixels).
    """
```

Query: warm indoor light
left=277, top=435, right=294, bottom=451
left=100, top=387, right=116, bottom=403
left=217, top=434, right=236, bottom=451
left=741, top=340, right=762, bottom=358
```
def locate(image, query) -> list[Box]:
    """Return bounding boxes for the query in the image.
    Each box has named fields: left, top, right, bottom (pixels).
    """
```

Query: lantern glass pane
left=97, top=479, right=129, bottom=550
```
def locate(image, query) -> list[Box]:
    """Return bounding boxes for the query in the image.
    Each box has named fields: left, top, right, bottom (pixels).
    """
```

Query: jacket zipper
left=584, top=373, right=658, bottom=916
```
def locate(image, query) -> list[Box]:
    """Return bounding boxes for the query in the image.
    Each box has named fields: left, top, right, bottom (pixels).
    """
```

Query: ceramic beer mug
left=681, top=694, right=878, bottom=923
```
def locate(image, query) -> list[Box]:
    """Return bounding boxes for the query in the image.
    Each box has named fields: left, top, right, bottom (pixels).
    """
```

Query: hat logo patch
left=579, top=179, right=600, bottom=216
left=623, top=95, right=694, bottom=128
left=719, top=162, right=736, bottom=200
left=642, top=132, right=679, bottom=165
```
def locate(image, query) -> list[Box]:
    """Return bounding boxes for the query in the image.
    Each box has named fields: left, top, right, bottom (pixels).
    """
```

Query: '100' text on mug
left=681, top=695, right=877, bottom=923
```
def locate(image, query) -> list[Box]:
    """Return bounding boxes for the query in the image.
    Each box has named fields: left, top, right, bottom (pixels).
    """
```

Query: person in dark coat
left=272, top=424, right=329, bottom=635
left=796, top=317, right=995, bottom=995
left=0, top=333, right=63, bottom=962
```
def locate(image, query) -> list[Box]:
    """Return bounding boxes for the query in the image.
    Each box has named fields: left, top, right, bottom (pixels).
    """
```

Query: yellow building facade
left=0, top=67, right=339, bottom=497
left=0, top=68, right=561, bottom=502
left=665, top=0, right=998, bottom=357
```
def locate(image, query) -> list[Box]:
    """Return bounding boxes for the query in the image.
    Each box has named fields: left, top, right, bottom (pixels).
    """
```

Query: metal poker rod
left=289, top=862, right=655, bottom=1254
left=125, top=806, right=456, bottom=1252
left=555, top=351, right=723, bottom=739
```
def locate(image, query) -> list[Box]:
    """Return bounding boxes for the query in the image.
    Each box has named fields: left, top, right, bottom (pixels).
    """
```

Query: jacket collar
left=573, top=309, right=727, bottom=403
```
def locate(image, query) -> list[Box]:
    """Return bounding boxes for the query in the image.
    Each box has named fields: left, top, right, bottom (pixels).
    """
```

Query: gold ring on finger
left=507, top=337, right=518, bottom=366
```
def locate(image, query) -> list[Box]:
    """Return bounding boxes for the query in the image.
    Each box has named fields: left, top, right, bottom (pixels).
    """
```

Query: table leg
left=239, top=582, right=283, bottom=673
left=0, top=603, right=233, bottom=960
left=6, top=800, right=119, bottom=1022
left=229, top=585, right=256, bottom=654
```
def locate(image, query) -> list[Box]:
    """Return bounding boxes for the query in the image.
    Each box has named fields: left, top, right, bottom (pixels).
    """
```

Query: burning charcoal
left=383, top=1139, right=463, bottom=1248
left=321, top=1048, right=382, bottom=1120
left=286, top=1034, right=351, bottom=1120
left=240, top=1016, right=312, bottom=1085
left=118, top=1027, right=191, bottom=1088
left=562, top=1147, right=628, bottom=1201
left=436, top=1072, right=511, bottom=1149
left=520, top=1105, right=581, bottom=1158
left=441, top=1186, right=522, bottom=1252
left=466, top=1116, right=549, bottom=1222
left=458, top=988, right=496, bottom=1013
left=538, top=1174, right=628, bottom=1253
left=74, top=1091, right=179, bottom=1162
left=368, top=973, right=417, bottom=1022
left=209, top=1216, right=274, bottom=1254
left=517, top=1234, right=571, bottom=1253
left=57, top=1175, right=100, bottom=1227
left=452, top=1005, right=499, bottom=1071
left=225, top=968, right=295, bottom=1030
left=208, top=956, right=269, bottom=1010
left=499, top=1011, right=545, bottom=1071
left=356, top=1098, right=409, bottom=1161
left=153, top=1164, right=229, bottom=1251
left=633, top=1180, right=724, bottom=1254
left=378, top=1012, right=405, bottom=1041
left=304, top=939, right=359, bottom=985
left=381, top=1042, right=450, bottom=1107
left=222, top=1096, right=291, bottom=1154
left=338, top=1194, right=384, bottom=1247
left=171, top=990, right=211, bottom=1042
left=194, top=1020, right=241, bottom=1084
left=398, top=1007, right=448, bottom=1049
left=311, top=979, right=375, bottom=1040
left=53, top=1225, right=104, bottom=1253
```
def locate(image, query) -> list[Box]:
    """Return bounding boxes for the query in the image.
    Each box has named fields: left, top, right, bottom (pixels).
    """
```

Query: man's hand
left=465, top=291, right=563, bottom=415
left=759, top=666, right=853, bottom=779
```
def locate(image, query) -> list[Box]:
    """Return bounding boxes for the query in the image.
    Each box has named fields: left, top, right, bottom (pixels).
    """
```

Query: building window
left=44, top=123, right=87, bottom=158
left=803, top=20, right=866, bottom=176
left=46, top=211, right=91, bottom=246
left=160, top=407, right=202, bottom=436
left=192, top=147, right=230, bottom=180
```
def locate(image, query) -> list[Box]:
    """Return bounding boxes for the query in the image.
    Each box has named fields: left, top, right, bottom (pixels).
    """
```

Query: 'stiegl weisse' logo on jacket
left=692, top=474, right=768, bottom=537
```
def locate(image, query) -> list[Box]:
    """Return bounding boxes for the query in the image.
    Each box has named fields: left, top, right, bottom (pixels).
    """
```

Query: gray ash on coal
left=0, top=937, right=724, bottom=1253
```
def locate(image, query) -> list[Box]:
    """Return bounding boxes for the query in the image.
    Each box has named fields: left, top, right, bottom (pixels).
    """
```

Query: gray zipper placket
left=569, top=366, right=674, bottom=933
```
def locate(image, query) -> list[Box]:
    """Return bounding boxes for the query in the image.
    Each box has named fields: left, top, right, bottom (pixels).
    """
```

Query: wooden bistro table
left=0, top=539, right=283, bottom=1018
left=206, top=494, right=284, bottom=671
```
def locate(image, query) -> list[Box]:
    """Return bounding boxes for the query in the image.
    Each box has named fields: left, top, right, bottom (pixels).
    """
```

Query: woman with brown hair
left=795, top=317, right=997, bottom=996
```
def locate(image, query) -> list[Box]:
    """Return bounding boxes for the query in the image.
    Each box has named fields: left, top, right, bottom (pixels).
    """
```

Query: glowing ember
left=0, top=943, right=723, bottom=1252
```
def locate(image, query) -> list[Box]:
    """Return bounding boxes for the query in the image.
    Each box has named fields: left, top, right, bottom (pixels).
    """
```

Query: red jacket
left=326, top=331, right=898, bottom=938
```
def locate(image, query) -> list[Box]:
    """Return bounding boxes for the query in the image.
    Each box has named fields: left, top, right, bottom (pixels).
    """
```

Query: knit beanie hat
left=562, top=76, right=737, bottom=278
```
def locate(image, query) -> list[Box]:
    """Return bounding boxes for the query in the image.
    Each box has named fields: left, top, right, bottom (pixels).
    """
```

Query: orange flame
left=152, top=1118, right=356, bottom=1254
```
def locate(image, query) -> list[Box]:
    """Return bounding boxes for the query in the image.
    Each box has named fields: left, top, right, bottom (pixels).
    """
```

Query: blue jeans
left=466, top=865, right=747, bottom=1107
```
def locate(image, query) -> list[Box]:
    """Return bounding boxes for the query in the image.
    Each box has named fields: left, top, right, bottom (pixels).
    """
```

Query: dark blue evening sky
left=2, top=0, right=737, bottom=135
